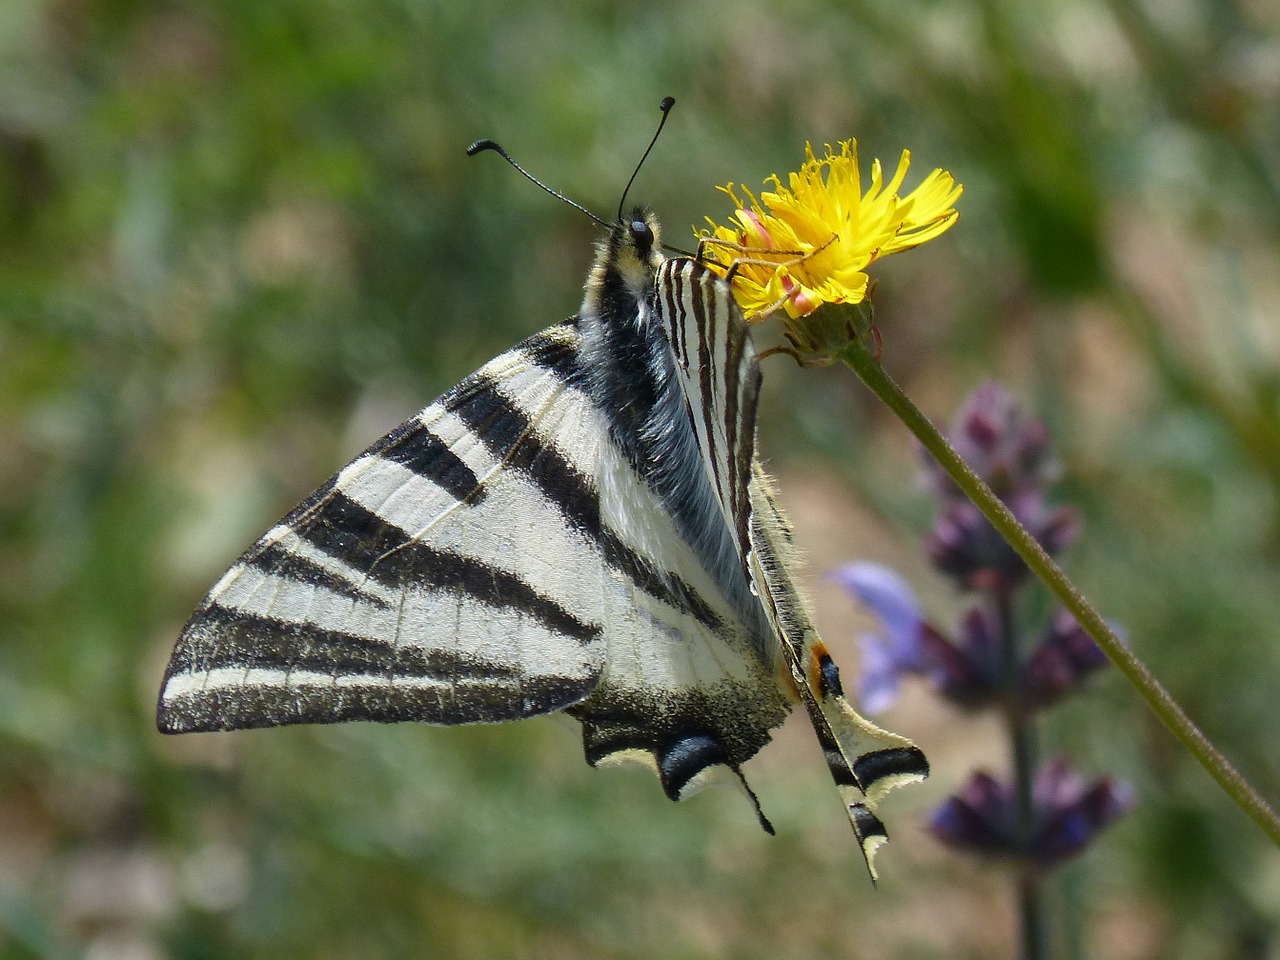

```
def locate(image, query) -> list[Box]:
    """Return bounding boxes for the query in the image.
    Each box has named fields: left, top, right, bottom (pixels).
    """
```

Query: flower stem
left=835, top=337, right=1280, bottom=848
left=1017, top=870, right=1050, bottom=960
left=995, top=589, right=1049, bottom=960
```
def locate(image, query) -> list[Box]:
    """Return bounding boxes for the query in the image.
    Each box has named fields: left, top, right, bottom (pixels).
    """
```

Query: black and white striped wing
left=656, top=258, right=759, bottom=573
left=158, top=323, right=612, bottom=732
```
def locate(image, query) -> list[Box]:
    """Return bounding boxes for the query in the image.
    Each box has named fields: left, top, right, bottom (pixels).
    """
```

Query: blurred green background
left=3, top=0, right=1280, bottom=956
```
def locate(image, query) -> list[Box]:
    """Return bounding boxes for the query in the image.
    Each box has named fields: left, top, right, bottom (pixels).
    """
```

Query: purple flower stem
left=837, top=337, right=1280, bottom=849
left=1017, top=871, right=1049, bottom=960
left=996, top=588, right=1049, bottom=960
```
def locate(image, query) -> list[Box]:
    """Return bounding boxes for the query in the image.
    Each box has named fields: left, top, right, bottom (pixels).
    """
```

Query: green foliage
left=3, top=0, right=1279, bottom=956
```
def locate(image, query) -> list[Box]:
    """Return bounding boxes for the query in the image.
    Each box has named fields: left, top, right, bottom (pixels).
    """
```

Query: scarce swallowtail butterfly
left=156, top=99, right=928, bottom=879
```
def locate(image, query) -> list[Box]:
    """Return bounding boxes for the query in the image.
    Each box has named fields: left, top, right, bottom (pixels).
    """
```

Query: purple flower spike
left=1023, top=609, right=1111, bottom=709
left=829, top=563, right=927, bottom=712
left=926, top=382, right=1060, bottom=502
left=929, top=760, right=1135, bottom=867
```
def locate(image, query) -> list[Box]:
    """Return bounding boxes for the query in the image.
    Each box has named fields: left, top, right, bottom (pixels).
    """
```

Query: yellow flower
left=699, top=140, right=962, bottom=325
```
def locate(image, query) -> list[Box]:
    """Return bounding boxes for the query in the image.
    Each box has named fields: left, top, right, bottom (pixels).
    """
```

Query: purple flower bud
left=926, top=494, right=1079, bottom=592
left=920, top=383, right=1078, bottom=592
left=925, top=606, right=1002, bottom=707
left=928, top=772, right=1016, bottom=853
left=929, top=759, right=1135, bottom=867
left=1022, top=609, right=1110, bottom=709
left=926, top=499, right=1025, bottom=591
left=1033, top=757, right=1136, bottom=864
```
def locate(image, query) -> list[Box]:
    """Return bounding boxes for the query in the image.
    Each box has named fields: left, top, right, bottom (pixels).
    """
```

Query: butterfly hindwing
left=654, top=254, right=928, bottom=876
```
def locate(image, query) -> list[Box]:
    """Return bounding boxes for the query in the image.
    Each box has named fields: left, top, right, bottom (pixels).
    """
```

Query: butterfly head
left=622, top=208, right=659, bottom=262
left=583, top=208, right=664, bottom=321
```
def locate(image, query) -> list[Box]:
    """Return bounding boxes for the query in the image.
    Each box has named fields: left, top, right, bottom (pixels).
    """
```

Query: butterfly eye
left=630, top=219, right=654, bottom=256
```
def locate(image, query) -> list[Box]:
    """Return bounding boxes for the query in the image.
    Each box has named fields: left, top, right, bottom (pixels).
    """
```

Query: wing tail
left=748, top=464, right=928, bottom=880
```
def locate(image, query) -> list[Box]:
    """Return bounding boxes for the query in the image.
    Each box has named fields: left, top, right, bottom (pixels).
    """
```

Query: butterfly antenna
left=617, top=96, right=675, bottom=221
left=467, top=138, right=611, bottom=228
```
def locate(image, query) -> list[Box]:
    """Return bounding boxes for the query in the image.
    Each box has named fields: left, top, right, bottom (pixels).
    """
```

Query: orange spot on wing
left=809, top=641, right=831, bottom=691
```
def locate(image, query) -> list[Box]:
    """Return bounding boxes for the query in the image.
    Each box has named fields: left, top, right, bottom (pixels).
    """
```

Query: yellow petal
left=699, top=137, right=961, bottom=321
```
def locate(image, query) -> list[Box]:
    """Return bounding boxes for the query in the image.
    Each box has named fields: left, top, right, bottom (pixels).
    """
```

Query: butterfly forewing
left=158, top=259, right=791, bottom=795
left=159, top=323, right=611, bottom=732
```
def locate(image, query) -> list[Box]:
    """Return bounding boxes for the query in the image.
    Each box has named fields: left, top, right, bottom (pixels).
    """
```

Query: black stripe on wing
left=296, top=492, right=598, bottom=644
left=371, top=420, right=485, bottom=504
left=243, top=541, right=391, bottom=608
left=853, top=748, right=931, bottom=796
left=446, top=373, right=727, bottom=634
left=849, top=804, right=889, bottom=844
left=160, top=605, right=591, bottom=732
left=167, top=606, right=521, bottom=682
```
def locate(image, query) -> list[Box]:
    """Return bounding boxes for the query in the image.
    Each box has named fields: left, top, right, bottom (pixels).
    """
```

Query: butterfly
left=156, top=107, right=927, bottom=879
